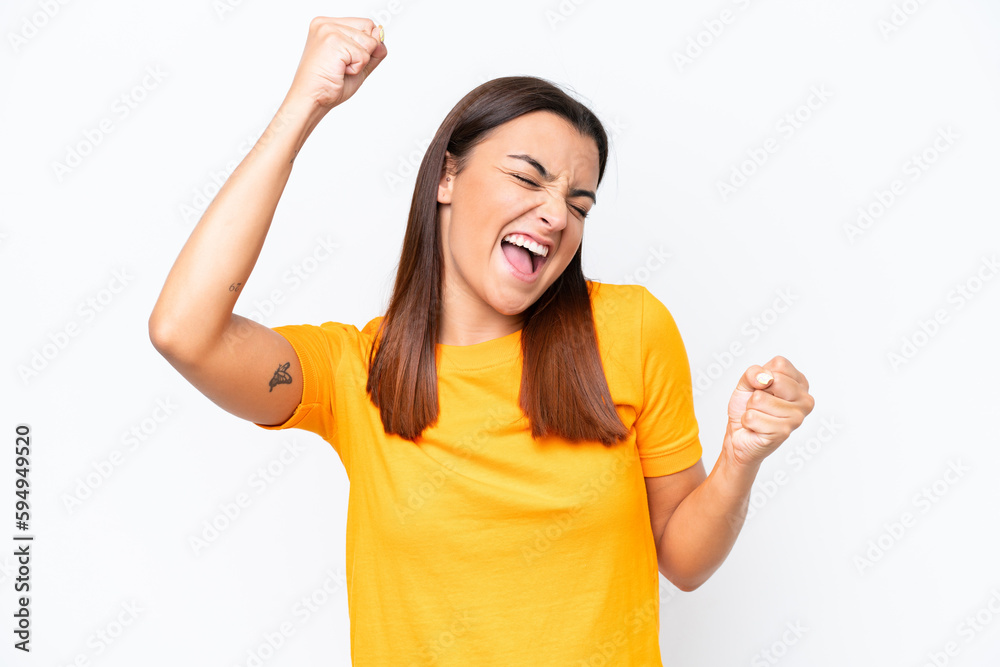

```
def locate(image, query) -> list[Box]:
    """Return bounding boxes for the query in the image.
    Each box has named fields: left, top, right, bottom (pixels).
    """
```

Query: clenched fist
left=723, top=356, right=815, bottom=468
left=286, top=17, right=388, bottom=111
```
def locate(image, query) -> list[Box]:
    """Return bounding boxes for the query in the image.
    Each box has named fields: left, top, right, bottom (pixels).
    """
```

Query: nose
left=536, top=190, right=570, bottom=232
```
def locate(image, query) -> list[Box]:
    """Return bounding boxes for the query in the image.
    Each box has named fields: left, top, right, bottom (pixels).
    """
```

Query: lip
left=499, top=238, right=548, bottom=283
left=503, top=230, right=553, bottom=257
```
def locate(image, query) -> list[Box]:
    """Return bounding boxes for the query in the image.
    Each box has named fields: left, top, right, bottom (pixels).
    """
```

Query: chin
left=487, top=288, right=538, bottom=316
left=489, top=299, right=531, bottom=317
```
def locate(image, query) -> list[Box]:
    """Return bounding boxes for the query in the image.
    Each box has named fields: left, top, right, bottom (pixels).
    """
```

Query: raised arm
left=147, top=17, right=387, bottom=426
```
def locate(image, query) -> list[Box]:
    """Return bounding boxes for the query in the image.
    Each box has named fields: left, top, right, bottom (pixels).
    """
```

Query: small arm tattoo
left=229, top=282, right=243, bottom=293
left=269, top=362, right=292, bottom=392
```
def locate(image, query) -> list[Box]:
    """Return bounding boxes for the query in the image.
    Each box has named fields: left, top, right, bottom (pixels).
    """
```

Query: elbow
left=658, top=562, right=706, bottom=593
left=664, top=570, right=701, bottom=593
left=148, top=312, right=190, bottom=361
left=675, top=579, right=703, bottom=593
left=666, top=575, right=704, bottom=593
left=148, top=313, right=165, bottom=351
left=148, top=312, right=172, bottom=355
left=149, top=310, right=222, bottom=365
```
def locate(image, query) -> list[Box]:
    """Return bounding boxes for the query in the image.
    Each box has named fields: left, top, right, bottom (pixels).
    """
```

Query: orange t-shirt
left=255, top=281, right=702, bottom=665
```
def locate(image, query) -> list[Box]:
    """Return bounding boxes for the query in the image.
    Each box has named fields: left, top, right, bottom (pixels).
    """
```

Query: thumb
left=735, top=364, right=774, bottom=394
left=726, top=366, right=774, bottom=431
left=364, top=23, right=388, bottom=75
left=727, top=364, right=774, bottom=426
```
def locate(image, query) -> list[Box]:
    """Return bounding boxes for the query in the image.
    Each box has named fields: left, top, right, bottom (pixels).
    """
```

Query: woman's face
left=436, top=110, right=600, bottom=320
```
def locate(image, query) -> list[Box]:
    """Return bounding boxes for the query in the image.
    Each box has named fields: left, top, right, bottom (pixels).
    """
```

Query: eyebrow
left=506, top=154, right=597, bottom=205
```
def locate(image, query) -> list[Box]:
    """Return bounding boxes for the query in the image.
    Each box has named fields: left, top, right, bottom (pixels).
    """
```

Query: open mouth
left=501, top=237, right=548, bottom=276
left=500, top=234, right=548, bottom=276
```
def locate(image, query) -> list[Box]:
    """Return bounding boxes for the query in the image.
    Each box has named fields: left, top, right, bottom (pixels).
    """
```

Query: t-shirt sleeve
left=634, top=286, right=703, bottom=477
left=252, top=323, right=341, bottom=449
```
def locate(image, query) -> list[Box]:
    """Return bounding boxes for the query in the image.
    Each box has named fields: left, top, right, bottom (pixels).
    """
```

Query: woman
left=149, top=16, right=814, bottom=665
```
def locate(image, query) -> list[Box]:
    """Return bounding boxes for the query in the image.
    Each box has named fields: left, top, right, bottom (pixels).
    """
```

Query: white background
left=3, top=0, right=1000, bottom=665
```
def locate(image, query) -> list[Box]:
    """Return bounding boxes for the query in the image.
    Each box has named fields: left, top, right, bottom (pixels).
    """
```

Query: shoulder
left=587, top=280, right=648, bottom=303
left=360, top=315, right=384, bottom=338
left=588, top=281, right=686, bottom=363
left=587, top=280, right=649, bottom=333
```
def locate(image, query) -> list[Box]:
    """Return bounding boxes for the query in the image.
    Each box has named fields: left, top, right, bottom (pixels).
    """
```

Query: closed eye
left=512, top=174, right=589, bottom=219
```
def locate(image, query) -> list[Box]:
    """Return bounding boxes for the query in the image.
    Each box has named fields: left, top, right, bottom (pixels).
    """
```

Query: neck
left=438, top=284, right=525, bottom=346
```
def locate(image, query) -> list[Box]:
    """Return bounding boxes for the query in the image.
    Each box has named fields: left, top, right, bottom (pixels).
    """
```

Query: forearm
left=149, top=93, right=328, bottom=357
left=655, top=452, right=760, bottom=591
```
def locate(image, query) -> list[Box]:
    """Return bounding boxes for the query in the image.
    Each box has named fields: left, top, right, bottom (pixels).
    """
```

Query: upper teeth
left=503, top=233, right=548, bottom=257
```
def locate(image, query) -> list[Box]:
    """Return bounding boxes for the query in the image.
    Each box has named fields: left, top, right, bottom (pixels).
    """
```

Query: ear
left=437, top=151, right=456, bottom=204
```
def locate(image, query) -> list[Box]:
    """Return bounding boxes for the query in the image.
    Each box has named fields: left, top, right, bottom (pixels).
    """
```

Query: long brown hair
left=366, top=76, right=629, bottom=446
